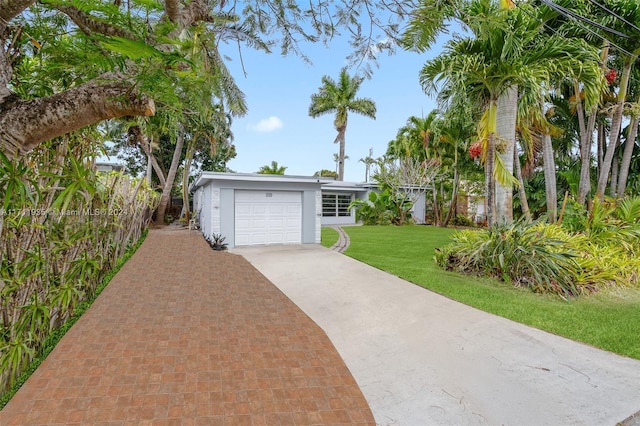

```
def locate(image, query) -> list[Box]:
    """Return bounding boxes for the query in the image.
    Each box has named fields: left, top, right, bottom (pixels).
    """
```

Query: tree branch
left=53, top=4, right=134, bottom=38
left=164, top=0, right=182, bottom=24
left=0, top=0, right=34, bottom=23
left=0, top=74, right=155, bottom=157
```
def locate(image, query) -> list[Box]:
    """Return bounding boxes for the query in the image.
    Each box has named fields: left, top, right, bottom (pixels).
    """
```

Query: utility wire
left=532, top=0, right=635, bottom=57
left=539, top=0, right=634, bottom=40
left=586, top=0, right=640, bottom=35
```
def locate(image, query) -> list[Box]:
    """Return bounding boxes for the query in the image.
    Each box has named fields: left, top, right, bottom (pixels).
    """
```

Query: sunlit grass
left=343, top=225, right=640, bottom=360
left=321, top=226, right=339, bottom=248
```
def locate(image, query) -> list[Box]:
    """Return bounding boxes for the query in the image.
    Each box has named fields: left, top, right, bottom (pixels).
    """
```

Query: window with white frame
left=322, top=193, right=352, bottom=217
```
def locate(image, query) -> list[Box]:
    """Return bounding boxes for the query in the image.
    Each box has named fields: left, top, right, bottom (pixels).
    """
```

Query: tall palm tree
left=409, top=0, right=601, bottom=224
left=309, top=68, right=376, bottom=181
left=359, top=148, right=375, bottom=182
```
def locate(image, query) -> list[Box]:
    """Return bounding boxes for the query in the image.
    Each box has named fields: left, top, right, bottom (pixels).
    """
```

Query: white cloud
left=248, top=116, right=284, bottom=133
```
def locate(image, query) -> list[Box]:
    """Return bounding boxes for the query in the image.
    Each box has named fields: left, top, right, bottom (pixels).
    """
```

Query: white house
left=191, top=172, right=427, bottom=248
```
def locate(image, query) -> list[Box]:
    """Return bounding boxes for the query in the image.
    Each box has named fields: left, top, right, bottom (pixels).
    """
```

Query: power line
left=587, top=0, right=640, bottom=35
left=539, top=0, right=634, bottom=40
left=532, top=0, right=635, bottom=57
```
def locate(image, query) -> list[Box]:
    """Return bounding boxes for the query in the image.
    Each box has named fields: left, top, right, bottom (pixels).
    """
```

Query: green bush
left=350, top=189, right=413, bottom=225
left=435, top=221, right=581, bottom=298
left=436, top=209, right=640, bottom=298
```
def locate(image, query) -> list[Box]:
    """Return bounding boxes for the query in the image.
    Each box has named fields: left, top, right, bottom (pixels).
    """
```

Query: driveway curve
left=235, top=244, right=640, bottom=426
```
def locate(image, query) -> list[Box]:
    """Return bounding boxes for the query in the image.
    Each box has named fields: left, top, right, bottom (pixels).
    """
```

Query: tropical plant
left=257, top=161, right=287, bottom=175
left=309, top=68, right=376, bottom=181
left=0, top=135, right=158, bottom=392
left=1, top=0, right=410, bottom=158
left=350, top=190, right=409, bottom=226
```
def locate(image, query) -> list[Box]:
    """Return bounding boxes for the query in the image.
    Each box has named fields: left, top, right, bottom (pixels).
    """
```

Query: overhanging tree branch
left=53, top=4, right=135, bottom=38
left=0, top=74, right=155, bottom=157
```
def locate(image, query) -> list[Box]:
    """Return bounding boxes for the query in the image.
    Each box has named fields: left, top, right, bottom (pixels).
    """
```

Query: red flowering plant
left=469, top=141, right=482, bottom=159
left=605, top=68, right=617, bottom=85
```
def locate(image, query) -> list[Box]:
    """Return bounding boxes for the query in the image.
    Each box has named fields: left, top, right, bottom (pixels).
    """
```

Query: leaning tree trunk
left=542, top=133, right=557, bottom=223
left=616, top=114, right=640, bottom=197
left=597, top=60, right=634, bottom=200
left=494, top=85, right=517, bottom=225
left=0, top=75, right=155, bottom=158
left=155, top=129, right=185, bottom=225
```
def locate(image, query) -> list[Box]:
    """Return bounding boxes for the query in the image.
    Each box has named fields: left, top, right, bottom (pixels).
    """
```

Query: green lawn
left=321, top=226, right=339, bottom=248
left=341, top=225, right=640, bottom=360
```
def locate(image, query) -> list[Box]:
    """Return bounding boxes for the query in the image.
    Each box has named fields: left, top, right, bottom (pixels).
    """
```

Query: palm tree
left=257, top=161, right=287, bottom=175
left=359, top=148, right=375, bottom=182
left=309, top=68, right=376, bottom=181
left=409, top=0, right=601, bottom=224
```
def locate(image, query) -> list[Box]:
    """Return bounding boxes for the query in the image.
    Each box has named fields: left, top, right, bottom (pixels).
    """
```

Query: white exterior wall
left=211, top=187, right=221, bottom=235
left=315, top=190, right=322, bottom=243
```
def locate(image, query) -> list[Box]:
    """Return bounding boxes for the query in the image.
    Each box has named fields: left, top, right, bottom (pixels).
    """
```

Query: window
left=322, top=193, right=352, bottom=217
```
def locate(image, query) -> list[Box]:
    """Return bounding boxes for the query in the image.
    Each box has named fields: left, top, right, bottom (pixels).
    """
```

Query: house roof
left=191, top=171, right=333, bottom=190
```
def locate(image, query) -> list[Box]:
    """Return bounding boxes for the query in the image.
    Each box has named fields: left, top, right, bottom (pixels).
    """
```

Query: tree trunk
left=577, top=43, right=609, bottom=205
left=486, top=132, right=496, bottom=227
left=155, top=129, right=184, bottom=225
left=134, top=128, right=166, bottom=188
left=494, top=85, right=517, bottom=224
left=574, top=81, right=597, bottom=205
left=610, top=154, right=619, bottom=198
left=514, top=146, right=531, bottom=221
left=337, top=122, right=347, bottom=181
left=542, top=133, right=557, bottom=223
left=616, top=114, right=639, bottom=197
left=597, top=60, right=634, bottom=200
left=182, top=142, right=195, bottom=222
left=0, top=75, right=155, bottom=157
left=442, top=167, right=459, bottom=227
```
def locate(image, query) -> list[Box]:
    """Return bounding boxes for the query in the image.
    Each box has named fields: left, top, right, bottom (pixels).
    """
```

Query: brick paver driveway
left=0, top=228, right=374, bottom=425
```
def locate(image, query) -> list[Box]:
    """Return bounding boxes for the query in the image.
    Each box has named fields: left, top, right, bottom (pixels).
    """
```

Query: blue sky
left=220, top=35, right=446, bottom=182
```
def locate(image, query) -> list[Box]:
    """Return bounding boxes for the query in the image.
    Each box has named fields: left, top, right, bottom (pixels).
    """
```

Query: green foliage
left=436, top=208, right=640, bottom=298
left=435, top=221, right=581, bottom=298
left=0, top=138, right=159, bottom=394
left=349, top=190, right=413, bottom=226
left=0, top=229, right=148, bottom=409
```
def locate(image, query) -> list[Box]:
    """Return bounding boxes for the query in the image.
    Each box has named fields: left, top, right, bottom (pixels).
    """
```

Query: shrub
left=435, top=221, right=581, bottom=298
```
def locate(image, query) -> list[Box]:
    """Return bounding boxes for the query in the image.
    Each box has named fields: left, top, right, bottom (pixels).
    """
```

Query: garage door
left=235, top=190, right=302, bottom=246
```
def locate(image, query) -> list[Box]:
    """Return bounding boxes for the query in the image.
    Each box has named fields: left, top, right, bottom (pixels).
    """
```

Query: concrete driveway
left=234, top=244, right=640, bottom=426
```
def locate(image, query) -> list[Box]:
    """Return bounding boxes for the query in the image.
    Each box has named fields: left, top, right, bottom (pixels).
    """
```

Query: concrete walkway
left=0, top=230, right=374, bottom=425
left=329, top=226, right=350, bottom=253
left=236, top=244, right=640, bottom=426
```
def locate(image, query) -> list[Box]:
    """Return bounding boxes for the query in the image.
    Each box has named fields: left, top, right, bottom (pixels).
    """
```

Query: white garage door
left=235, top=190, right=302, bottom=246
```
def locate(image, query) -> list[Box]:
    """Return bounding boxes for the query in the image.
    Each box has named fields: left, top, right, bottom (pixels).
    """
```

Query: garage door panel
left=235, top=190, right=302, bottom=246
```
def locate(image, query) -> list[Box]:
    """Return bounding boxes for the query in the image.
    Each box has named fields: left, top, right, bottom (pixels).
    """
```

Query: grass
left=321, top=226, right=339, bottom=248
left=343, top=225, right=640, bottom=360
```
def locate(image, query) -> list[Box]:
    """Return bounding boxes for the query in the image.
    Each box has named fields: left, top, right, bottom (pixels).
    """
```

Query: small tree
left=373, top=157, right=441, bottom=225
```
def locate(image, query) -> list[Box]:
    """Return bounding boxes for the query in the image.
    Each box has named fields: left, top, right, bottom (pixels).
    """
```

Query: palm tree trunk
left=616, top=114, right=639, bottom=197
left=155, top=128, right=185, bottom=225
left=337, top=121, right=347, bottom=181
left=542, top=133, right=557, bottom=223
left=574, top=80, right=597, bottom=205
left=495, top=85, right=517, bottom=224
left=486, top=132, right=496, bottom=227
left=597, top=60, right=633, bottom=200
left=577, top=42, right=609, bottom=205
left=443, top=167, right=460, bottom=227
left=182, top=142, right=195, bottom=222
left=514, top=146, right=531, bottom=221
